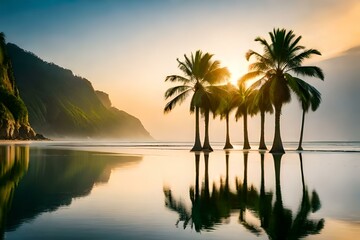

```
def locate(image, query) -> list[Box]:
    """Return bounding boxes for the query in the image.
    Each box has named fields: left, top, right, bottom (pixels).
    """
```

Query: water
left=0, top=141, right=359, bottom=239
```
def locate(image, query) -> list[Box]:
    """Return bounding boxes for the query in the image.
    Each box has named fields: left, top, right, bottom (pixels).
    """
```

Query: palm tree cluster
left=164, top=28, right=324, bottom=153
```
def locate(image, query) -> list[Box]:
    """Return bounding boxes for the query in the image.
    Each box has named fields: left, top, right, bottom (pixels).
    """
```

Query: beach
left=1, top=141, right=359, bottom=239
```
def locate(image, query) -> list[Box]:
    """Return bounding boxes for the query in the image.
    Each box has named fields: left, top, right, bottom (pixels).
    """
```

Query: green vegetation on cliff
left=0, top=33, right=37, bottom=139
left=6, top=43, right=151, bottom=139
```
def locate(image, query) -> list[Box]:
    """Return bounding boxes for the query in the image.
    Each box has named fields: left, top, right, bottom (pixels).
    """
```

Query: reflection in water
left=0, top=146, right=142, bottom=237
left=164, top=152, right=234, bottom=231
left=164, top=152, right=324, bottom=239
left=0, top=145, right=29, bottom=240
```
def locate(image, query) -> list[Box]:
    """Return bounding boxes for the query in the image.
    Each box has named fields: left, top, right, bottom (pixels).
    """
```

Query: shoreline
left=1, top=140, right=359, bottom=154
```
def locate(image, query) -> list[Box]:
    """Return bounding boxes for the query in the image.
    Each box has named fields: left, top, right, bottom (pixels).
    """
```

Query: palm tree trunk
left=243, top=112, right=251, bottom=150
left=299, top=153, right=305, bottom=192
left=240, top=152, right=248, bottom=222
left=297, top=110, right=306, bottom=151
left=260, top=153, right=265, bottom=195
left=259, top=153, right=269, bottom=228
left=270, top=105, right=285, bottom=153
left=224, top=113, right=233, bottom=149
left=191, top=106, right=202, bottom=151
left=273, top=153, right=283, bottom=202
left=225, top=151, right=229, bottom=190
left=202, top=108, right=213, bottom=152
left=204, top=153, right=210, bottom=199
left=272, top=153, right=287, bottom=240
left=243, top=152, right=248, bottom=187
left=195, top=153, right=200, bottom=200
left=259, top=110, right=267, bottom=150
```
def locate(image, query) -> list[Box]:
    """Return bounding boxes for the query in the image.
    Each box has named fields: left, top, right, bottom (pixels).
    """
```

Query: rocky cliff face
left=6, top=43, right=151, bottom=140
left=0, top=33, right=41, bottom=140
left=95, top=91, right=112, bottom=109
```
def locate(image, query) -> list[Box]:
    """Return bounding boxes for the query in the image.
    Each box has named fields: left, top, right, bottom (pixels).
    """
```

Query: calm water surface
left=0, top=141, right=359, bottom=239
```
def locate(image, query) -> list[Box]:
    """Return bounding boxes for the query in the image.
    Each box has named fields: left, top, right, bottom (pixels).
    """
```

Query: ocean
left=1, top=141, right=359, bottom=239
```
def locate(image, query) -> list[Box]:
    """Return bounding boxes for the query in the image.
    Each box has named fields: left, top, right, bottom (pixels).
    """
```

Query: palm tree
left=235, top=81, right=253, bottom=150
left=217, top=83, right=238, bottom=149
left=200, top=85, right=226, bottom=151
left=242, top=28, right=324, bottom=153
left=164, top=50, right=230, bottom=151
left=249, top=81, right=274, bottom=150
left=293, top=80, right=321, bottom=150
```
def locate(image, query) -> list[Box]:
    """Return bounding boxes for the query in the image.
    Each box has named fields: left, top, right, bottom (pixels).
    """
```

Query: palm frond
left=286, top=74, right=322, bottom=112
left=285, top=73, right=304, bottom=98
left=235, top=107, right=243, bottom=120
left=177, top=58, right=192, bottom=77
left=199, top=52, right=214, bottom=78
left=256, top=81, right=274, bottom=114
left=165, top=75, right=191, bottom=83
left=298, top=79, right=322, bottom=111
left=191, top=86, right=207, bottom=109
left=287, top=49, right=322, bottom=68
left=309, top=87, right=321, bottom=111
left=205, top=67, right=230, bottom=85
left=247, top=90, right=259, bottom=116
left=246, top=49, right=266, bottom=62
left=290, top=66, right=324, bottom=80
left=217, top=84, right=239, bottom=118
left=192, top=50, right=202, bottom=77
left=240, top=71, right=263, bottom=82
left=248, top=61, right=269, bottom=72
left=248, top=78, right=261, bottom=90
left=164, top=85, right=192, bottom=99
left=255, top=36, right=274, bottom=60
left=164, top=89, right=192, bottom=113
left=288, top=35, right=302, bottom=52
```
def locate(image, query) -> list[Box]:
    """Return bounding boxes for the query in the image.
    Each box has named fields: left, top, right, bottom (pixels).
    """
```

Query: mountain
left=0, top=34, right=41, bottom=139
left=6, top=43, right=152, bottom=140
left=305, top=46, right=360, bottom=141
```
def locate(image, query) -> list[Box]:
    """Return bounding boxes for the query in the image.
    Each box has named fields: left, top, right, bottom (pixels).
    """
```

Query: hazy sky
left=1, top=0, right=359, bottom=142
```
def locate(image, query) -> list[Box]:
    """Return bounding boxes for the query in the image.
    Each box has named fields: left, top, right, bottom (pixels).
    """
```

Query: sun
left=228, top=65, right=245, bottom=86
left=223, top=58, right=249, bottom=86
left=230, top=77, right=239, bottom=86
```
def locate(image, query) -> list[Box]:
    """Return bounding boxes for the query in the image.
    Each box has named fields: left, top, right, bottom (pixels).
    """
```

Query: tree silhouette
left=235, top=81, right=254, bottom=150
left=164, top=50, right=229, bottom=151
left=217, top=83, right=238, bottom=149
left=242, top=28, right=324, bottom=153
left=293, top=81, right=322, bottom=150
left=248, top=81, right=273, bottom=150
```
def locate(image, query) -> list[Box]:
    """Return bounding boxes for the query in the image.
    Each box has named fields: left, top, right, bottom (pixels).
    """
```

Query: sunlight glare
left=228, top=64, right=247, bottom=86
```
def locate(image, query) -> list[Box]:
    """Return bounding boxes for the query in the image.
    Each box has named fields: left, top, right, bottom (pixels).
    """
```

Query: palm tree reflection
left=258, top=153, right=272, bottom=230
left=164, top=152, right=324, bottom=239
left=237, top=151, right=262, bottom=235
left=290, top=153, right=324, bottom=238
left=164, top=152, right=233, bottom=232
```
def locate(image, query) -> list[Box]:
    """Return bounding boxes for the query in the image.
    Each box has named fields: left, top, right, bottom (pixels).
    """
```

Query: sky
left=0, top=0, right=359, bottom=142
